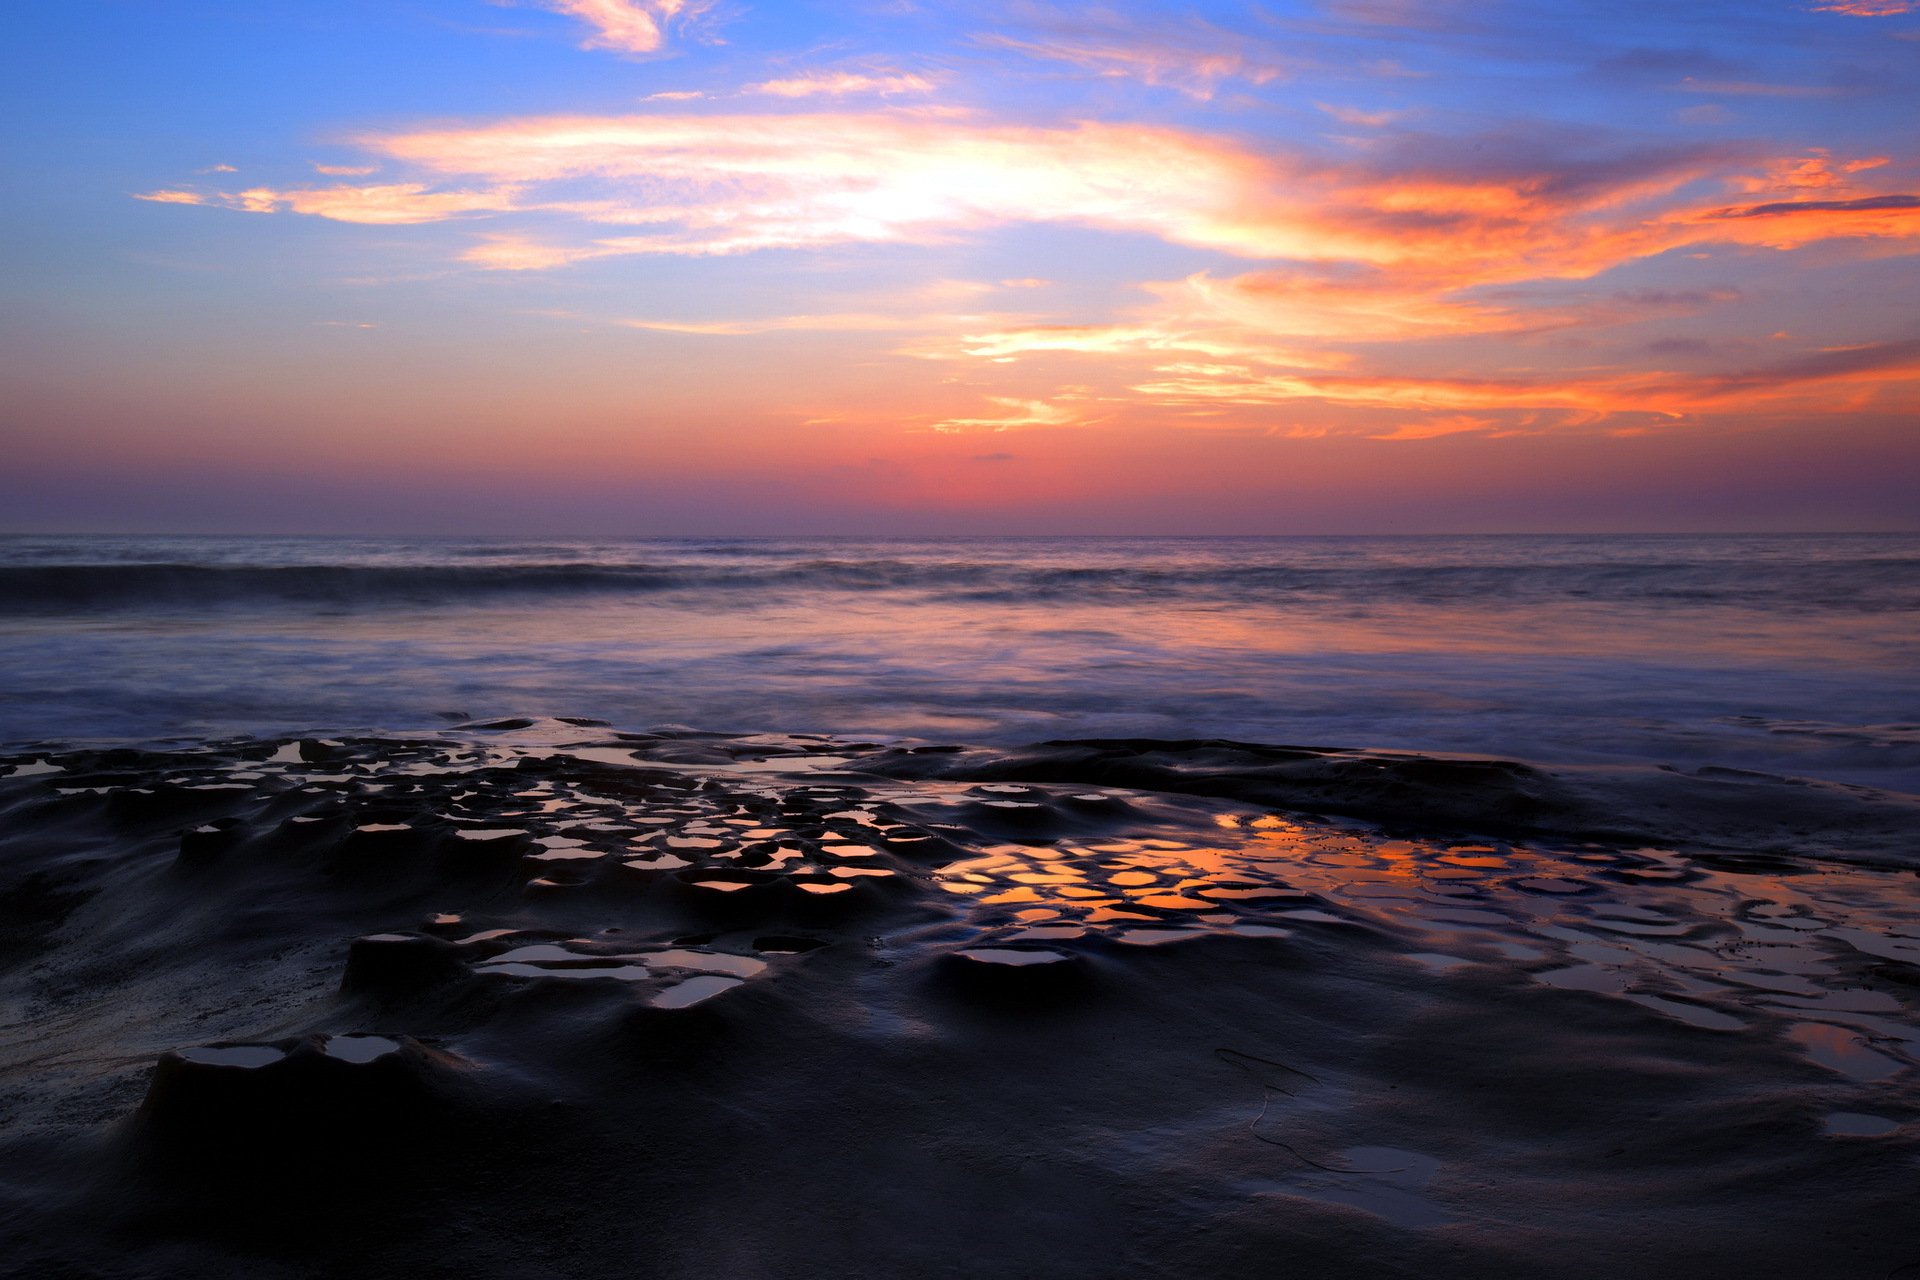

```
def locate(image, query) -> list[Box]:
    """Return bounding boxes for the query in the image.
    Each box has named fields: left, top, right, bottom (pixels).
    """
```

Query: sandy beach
left=3, top=718, right=1916, bottom=1278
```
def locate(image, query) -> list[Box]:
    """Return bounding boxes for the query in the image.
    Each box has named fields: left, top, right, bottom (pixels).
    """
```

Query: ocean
left=1, top=533, right=1915, bottom=790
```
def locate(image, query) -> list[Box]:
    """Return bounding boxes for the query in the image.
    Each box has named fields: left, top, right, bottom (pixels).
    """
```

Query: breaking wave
left=1, top=537, right=1916, bottom=614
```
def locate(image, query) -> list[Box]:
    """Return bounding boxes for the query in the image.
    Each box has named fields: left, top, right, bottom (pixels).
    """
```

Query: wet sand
left=1, top=719, right=1917, bottom=1278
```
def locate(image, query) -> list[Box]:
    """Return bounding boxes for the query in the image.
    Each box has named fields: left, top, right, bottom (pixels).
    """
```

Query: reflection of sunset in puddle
left=925, top=790, right=1920, bottom=1083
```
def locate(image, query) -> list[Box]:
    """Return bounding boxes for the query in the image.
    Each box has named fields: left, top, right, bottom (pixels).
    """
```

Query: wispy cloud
left=927, top=395, right=1096, bottom=433
left=1734, top=150, right=1888, bottom=191
left=1677, top=77, right=1845, bottom=98
left=141, top=112, right=1920, bottom=287
left=134, top=182, right=518, bottom=224
left=141, top=112, right=1920, bottom=307
left=134, top=189, right=217, bottom=207
left=1125, top=337, right=1920, bottom=418
left=611, top=307, right=1024, bottom=335
left=745, top=70, right=937, bottom=98
left=1316, top=103, right=1409, bottom=128
left=971, top=7, right=1298, bottom=100
left=535, top=0, right=717, bottom=56
left=1810, top=1, right=1916, bottom=14
left=354, top=112, right=1297, bottom=261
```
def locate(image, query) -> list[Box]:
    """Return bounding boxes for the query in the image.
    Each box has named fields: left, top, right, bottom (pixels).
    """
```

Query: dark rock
left=341, top=933, right=467, bottom=996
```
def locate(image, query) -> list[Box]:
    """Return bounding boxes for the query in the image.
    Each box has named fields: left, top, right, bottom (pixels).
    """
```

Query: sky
left=2, top=0, right=1917, bottom=534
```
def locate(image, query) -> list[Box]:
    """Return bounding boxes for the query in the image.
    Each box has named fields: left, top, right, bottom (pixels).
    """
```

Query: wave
left=2, top=552, right=1918, bottom=614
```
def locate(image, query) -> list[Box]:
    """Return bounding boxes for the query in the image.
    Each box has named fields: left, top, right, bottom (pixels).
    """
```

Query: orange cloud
left=1735, top=150, right=1891, bottom=192
left=1127, top=338, right=1920, bottom=418
left=909, top=265, right=1558, bottom=374
left=1678, top=193, right=1920, bottom=249
left=1372, top=414, right=1501, bottom=440
left=135, top=108, right=1920, bottom=440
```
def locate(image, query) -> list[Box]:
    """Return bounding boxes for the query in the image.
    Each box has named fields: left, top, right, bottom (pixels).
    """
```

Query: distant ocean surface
left=2, top=534, right=1916, bottom=790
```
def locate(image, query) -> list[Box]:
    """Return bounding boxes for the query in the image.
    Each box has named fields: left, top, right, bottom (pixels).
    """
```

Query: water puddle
left=652, top=975, right=745, bottom=1008
left=1823, top=1112, right=1900, bottom=1137
left=177, top=1044, right=285, bottom=1068
left=322, top=1034, right=401, bottom=1063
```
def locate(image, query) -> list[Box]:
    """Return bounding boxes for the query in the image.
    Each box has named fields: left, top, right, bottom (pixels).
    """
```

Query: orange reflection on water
left=922, top=786, right=1920, bottom=1081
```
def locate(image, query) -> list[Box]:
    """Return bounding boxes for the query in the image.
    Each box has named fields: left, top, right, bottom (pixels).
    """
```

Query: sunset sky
left=4, top=0, right=1918, bottom=533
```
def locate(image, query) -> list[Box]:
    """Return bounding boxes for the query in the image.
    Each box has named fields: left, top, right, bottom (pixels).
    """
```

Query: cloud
left=313, top=163, right=379, bottom=176
left=1590, top=46, right=1753, bottom=84
left=355, top=112, right=1299, bottom=260
left=1676, top=104, right=1733, bottom=125
left=1371, top=414, right=1499, bottom=440
left=1810, top=1, right=1916, bottom=14
left=536, top=0, right=714, bottom=56
left=134, top=183, right=519, bottom=224
left=1318, top=0, right=1485, bottom=33
left=1680, top=192, right=1920, bottom=249
left=136, top=104, right=1920, bottom=436
left=1734, top=151, right=1890, bottom=192
left=913, top=260, right=1615, bottom=372
left=971, top=8, right=1298, bottom=100
left=1693, top=338, right=1920, bottom=396
left=745, top=71, right=938, bottom=98
left=611, top=308, right=1023, bottom=335
left=1677, top=78, right=1845, bottom=98
left=1315, top=103, right=1408, bottom=128
left=927, top=395, right=1096, bottom=433
left=142, top=112, right=1920, bottom=292
left=1123, top=338, right=1920, bottom=419
left=909, top=271, right=1419, bottom=369
left=1707, top=192, right=1919, bottom=217
left=134, top=189, right=216, bottom=207
left=318, top=115, right=1763, bottom=282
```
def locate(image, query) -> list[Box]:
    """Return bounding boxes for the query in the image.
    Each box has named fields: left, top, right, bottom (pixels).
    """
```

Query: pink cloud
left=1810, top=1, right=1916, bottom=14
left=537, top=0, right=716, bottom=56
left=135, top=182, right=518, bottom=224
left=745, top=71, right=938, bottom=98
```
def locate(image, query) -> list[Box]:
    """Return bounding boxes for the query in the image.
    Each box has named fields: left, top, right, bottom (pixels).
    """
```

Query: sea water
left=1, top=533, right=1915, bottom=790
